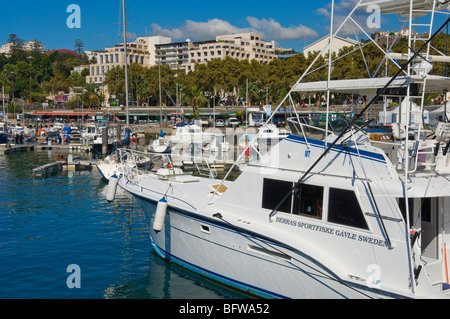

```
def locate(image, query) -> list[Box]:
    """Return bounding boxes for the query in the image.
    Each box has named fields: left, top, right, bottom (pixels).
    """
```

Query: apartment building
left=0, top=40, right=45, bottom=56
left=155, top=32, right=277, bottom=72
left=86, top=36, right=172, bottom=84
left=215, top=32, right=276, bottom=62
left=86, top=39, right=148, bottom=84
left=85, top=32, right=281, bottom=86
left=155, top=40, right=191, bottom=70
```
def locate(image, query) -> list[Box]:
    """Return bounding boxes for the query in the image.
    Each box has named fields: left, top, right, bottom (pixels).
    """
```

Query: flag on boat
left=263, top=104, right=272, bottom=117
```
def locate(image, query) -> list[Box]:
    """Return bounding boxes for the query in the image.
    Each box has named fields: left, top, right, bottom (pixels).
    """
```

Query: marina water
left=0, top=149, right=244, bottom=299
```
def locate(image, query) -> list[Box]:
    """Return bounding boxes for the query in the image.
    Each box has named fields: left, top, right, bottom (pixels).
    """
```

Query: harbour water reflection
left=0, top=149, right=244, bottom=299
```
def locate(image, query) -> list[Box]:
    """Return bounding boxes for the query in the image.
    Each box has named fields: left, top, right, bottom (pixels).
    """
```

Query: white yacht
left=150, top=138, right=171, bottom=153
left=150, top=130, right=172, bottom=153
left=97, top=148, right=151, bottom=181
left=170, top=123, right=213, bottom=147
left=115, top=110, right=450, bottom=298
left=112, top=0, right=450, bottom=298
left=258, top=123, right=290, bottom=145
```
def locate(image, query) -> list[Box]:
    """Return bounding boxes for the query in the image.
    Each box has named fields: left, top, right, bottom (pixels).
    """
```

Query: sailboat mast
left=122, top=0, right=130, bottom=128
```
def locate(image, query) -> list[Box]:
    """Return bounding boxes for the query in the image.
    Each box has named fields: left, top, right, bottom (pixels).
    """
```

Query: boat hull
left=132, top=193, right=396, bottom=299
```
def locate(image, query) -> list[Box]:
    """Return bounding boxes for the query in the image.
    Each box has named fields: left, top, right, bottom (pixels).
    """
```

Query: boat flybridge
left=112, top=0, right=450, bottom=298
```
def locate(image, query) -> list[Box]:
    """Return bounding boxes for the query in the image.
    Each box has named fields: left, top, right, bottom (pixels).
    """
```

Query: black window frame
left=292, top=184, right=324, bottom=219
left=262, top=178, right=324, bottom=220
left=327, top=187, right=369, bottom=230
left=261, top=178, right=293, bottom=213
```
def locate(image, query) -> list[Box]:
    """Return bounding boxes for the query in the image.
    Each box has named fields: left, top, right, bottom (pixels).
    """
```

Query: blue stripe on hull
left=130, top=187, right=398, bottom=299
left=149, top=238, right=287, bottom=299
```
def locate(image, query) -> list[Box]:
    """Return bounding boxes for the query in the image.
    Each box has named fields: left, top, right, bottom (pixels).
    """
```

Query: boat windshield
left=287, top=115, right=351, bottom=140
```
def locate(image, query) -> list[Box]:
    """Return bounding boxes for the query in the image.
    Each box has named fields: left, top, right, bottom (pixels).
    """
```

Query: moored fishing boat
left=114, top=0, right=450, bottom=298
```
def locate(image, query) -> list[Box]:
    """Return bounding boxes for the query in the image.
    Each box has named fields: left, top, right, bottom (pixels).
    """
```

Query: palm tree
left=239, top=81, right=262, bottom=106
left=184, top=84, right=207, bottom=113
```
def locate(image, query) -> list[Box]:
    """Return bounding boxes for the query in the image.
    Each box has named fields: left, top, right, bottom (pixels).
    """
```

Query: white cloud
left=150, top=17, right=317, bottom=42
left=315, top=0, right=380, bottom=36
left=151, top=19, right=250, bottom=41
left=316, top=8, right=329, bottom=16
left=246, top=17, right=318, bottom=40
left=126, top=31, right=137, bottom=40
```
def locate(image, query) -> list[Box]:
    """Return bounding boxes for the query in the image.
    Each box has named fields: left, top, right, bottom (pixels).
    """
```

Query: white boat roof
left=429, top=101, right=450, bottom=113
left=292, top=75, right=450, bottom=95
left=357, top=0, right=449, bottom=15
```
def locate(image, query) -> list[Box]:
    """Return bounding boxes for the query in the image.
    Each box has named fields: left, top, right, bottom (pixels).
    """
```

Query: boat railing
left=114, top=148, right=161, bottom=189
left=287, top=116, right=447, bottom=175
left=195, top=159, right=218, bottom=178
left=287, top=115, right=357, bottom=140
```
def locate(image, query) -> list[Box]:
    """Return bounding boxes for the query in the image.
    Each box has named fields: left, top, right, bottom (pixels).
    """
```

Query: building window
left=115, top=54, right=119, bottom=63
left=328, top=188, right=368, bottom=229
left=262, top=178, right=292, bottom=213
left=100, top=55, right=103, bottom=64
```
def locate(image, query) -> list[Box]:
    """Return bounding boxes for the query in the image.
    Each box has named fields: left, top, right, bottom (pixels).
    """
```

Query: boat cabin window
left=292, top=184, right=323, bottom=219
left=262, top=178, right=324, bottom=220
left=398, top=197, right=432, bottom=224
left=262, top=178, right=292, bottom=213
left=327, top=188, right=368, bottom=230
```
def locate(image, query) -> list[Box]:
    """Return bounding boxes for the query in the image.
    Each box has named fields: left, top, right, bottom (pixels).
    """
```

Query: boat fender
left=106, top=174, right=119, bottom=202
left=153, top=196, right=168, bottom=232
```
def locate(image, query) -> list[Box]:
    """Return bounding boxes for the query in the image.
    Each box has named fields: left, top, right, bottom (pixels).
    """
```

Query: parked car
left=227, top=117, right=240, bottom=127
left=215, top=119, right=224, bottom=127
left=273, top=118, right=286, bottom=127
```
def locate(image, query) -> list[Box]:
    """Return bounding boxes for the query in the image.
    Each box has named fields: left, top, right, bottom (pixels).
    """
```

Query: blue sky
left=1, top=0, right=447, bottom=53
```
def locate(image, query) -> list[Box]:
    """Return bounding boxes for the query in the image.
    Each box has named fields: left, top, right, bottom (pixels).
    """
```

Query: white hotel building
left=86, top=36, right=172, bottom=84
left=154, top=32, right=277, bottom=72
left=0, top=40, right=45, bottom=56
left=86, top=32, right=278, bottom=84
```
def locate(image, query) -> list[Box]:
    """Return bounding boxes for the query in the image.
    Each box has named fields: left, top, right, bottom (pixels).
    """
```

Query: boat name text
left=275, top=217, right=388, bottom=247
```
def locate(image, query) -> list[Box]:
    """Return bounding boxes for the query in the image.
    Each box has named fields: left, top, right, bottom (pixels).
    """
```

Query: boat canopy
left=291, top=75, right=450, bottom=95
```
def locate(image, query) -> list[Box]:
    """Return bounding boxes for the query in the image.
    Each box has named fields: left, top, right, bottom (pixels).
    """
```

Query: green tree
left=74, top=39, right=84, bottom=53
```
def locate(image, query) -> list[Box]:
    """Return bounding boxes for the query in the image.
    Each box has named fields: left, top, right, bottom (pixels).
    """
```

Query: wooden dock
left=32, top=157, right=97, bottom=178
left=32, top=162, right=63, bottom=178
left=0, top=144, right=35, bottom=155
